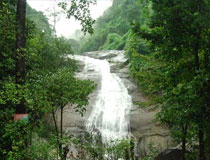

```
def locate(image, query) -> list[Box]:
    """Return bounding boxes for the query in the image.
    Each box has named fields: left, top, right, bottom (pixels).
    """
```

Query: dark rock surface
left=155, top=149, right=183, bottom=160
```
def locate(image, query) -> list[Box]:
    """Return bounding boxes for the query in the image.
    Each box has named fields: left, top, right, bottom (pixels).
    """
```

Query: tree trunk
left=204, top=51, right=209, bottom=70
left=52, top=111, right=60, bottom=160
left=182, top=124, right=188, bottom=160
left=16, top=0, right=26, bottom=114
left=194, top=38, right=206, bottom=160
left=194, top=18, right=206, bottom=159
left=61, top=107, right=63, bottom=139
left=194, top=33, right=200, bottom=71
left=130, top=139, right=135, bottom=160
left=199, top=126, right=206, bottom=160
left=125, top=147, right=129, bottom=160
left=60, top=106, right=64, bottom=160
left=16, top=0, right=26, bottom=84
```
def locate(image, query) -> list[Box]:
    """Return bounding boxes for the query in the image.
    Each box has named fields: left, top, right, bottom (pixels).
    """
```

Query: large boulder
left=155, top=149, right=183, bottom=160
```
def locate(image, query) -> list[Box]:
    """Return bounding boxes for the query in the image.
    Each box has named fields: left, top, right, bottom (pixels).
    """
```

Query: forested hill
left=26, top=4, right=52, bottom=35
left=79, top=0, right=151, bottom=53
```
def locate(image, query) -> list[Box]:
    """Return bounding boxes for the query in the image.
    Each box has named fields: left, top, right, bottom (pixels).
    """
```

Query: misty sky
left=27, top=0, right=112, bottom=38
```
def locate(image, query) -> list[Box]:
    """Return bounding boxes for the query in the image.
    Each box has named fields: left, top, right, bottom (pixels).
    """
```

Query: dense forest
left=0, top=0, right=210, bottom=160
left=0, top=0, right=95, bottom=159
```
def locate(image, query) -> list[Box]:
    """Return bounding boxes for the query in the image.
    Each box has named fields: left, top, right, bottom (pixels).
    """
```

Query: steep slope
left=79, top=0, right=150, bottom=53
left=26, top=4, right=52, bottom=35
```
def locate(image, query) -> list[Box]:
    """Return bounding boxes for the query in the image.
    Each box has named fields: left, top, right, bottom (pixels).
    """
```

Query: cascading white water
left=72, top=53, right=132, bottom=144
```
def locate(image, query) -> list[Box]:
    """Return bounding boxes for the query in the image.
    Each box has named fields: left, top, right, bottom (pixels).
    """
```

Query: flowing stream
left=72, top=53, right=132, bottom=144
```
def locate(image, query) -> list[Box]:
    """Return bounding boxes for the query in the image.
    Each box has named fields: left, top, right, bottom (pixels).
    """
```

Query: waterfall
left=72, top=53, right=132, bottom=144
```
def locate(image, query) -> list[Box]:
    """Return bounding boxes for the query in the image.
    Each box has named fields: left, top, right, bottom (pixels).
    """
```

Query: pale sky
left=27, top=0, right=112, bottom=38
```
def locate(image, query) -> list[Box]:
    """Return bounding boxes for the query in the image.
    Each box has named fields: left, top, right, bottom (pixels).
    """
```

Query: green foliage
left=59, top=0, right=96, bottom=34
left=2, top=0, right=209, bottom=159
left=141, top=144, right=159, bottom=160
left=79, top=0, right=150, bottom=53
left=25, top=134, right=57, bottom=160
left=0, top=1, right=95, bottom=159
left=0, top=2, right=16, bottom=80
left=106, top=139, right=135, bottom=160
left=69, top=133, right=135, bottom=160
left=43, top=68, right=96, bottom=115
left=40, top=68, right=96, bottom=159
left=100, top=33, right=122, bottom=50
left=128, top=0, right=210, bottom=159
left=3, top=121, right=30, bottom=160
left=26, top=4, right=52, bottom=35
left=127, top=51, right=164, bottom=97
left=53, top=37, right=74, bottom=54
left=69, top=38, right=80, bottom=54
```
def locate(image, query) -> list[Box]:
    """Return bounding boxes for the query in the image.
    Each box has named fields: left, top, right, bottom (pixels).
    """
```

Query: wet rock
left=154, top=149, right=183, bottom=160
left=65, top=127, right=85, bottom=136
left=63, top=50, right=173, bottom=157
left=87, top=69, right=95, bottom=72
left=84, top=50, right=118, bottom=59
left=99, top=53, right=116, bottom=60
left=110, top=63, right=120, bottom=72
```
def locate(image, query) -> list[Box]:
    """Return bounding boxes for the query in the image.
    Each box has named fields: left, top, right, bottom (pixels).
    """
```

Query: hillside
left=26, top=4, right=52, bottom=35
left=79, top=0, right=151, bottom=53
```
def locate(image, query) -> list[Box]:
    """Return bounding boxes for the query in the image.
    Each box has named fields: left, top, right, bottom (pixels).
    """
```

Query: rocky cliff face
left=57, top=50, right=173, bottom=157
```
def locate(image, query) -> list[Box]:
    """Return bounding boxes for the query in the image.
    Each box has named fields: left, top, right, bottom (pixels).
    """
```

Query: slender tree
left=15, top=0, right=26, bottom=114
